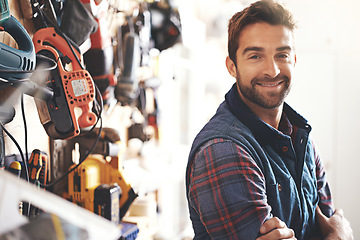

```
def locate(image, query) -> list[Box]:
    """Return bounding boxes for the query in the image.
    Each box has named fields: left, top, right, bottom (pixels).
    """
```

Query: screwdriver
left=38, top=154, right=49, bottom=186
left=28, top=149, right=42, bottom=185
left=24, top=149, right=42, bottom=218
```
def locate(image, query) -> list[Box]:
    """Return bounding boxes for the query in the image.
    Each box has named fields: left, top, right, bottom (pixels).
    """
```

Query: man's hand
left=256, top=217, right=296, bottom=240
left=316, top=206, right=353, bottom=240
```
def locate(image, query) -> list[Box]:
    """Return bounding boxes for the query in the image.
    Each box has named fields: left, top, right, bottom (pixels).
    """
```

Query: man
left=185, top=0, right=353, bottom=239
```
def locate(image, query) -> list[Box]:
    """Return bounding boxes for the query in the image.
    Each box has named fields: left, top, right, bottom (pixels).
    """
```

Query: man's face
left=226, top=22, right=296, bottom=109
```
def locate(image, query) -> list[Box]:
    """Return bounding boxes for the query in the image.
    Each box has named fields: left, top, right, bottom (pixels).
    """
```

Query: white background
left=158, top=0, right=360, bottom=238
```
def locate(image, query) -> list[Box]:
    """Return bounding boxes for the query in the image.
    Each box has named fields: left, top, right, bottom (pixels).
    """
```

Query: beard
left=236, top=71, right=291, bottom=109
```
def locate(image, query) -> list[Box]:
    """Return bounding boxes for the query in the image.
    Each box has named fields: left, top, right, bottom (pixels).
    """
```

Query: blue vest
left=186, top=84, right=319, bottom=239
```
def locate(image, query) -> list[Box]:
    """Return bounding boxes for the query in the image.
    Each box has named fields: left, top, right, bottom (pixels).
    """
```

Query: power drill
left=81, top=0, right=117, bottom=103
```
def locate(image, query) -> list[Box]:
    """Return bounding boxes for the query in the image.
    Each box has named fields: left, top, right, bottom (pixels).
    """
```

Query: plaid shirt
left=188, top=135, right=333, bottom=239
left=186, top=84, right=333, bottom=239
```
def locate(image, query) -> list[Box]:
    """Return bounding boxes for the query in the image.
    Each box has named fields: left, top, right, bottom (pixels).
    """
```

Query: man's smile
left=256, top=80, right=284, bottom=87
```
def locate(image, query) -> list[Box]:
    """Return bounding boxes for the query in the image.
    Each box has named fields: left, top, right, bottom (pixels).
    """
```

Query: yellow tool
left=8, top=161, right=21, bottom=177
left=68, top=155, right=137, bottom=220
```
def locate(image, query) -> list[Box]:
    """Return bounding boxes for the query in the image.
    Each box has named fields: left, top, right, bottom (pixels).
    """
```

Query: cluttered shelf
left=0, top=0, right=186, bottom=239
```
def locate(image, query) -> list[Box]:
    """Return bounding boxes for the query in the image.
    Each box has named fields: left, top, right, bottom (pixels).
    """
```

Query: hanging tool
left=32, top=27, right=98, bottom=139
left=0, top=0, right=55, bottom=102
left=59, top=0, right=98, bottom=46
left=38, top=153, right=50, bottom=186
left=0, top=0, right=10, bottom=24
left=0, top=0, right=36, bottom=84
left=81, top=0, right=117, bottom=103
left=67, top=128, right=137, bottom=220
left=23, top=149, right=43, bottom=218
left=0, top=0, right=54, bottom=102
left=28, top=149, right=43, bottom=185
left=0, top=0, right=36, bottom=169
left=68, top=155, right=138, bottom=220
left=149, top=0, right=182, bottom=52
left=115, top=16, right=140, bottom=106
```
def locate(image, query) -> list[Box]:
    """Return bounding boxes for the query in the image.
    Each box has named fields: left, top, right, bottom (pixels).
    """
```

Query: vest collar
left=225, top=83, right=311, bottom=142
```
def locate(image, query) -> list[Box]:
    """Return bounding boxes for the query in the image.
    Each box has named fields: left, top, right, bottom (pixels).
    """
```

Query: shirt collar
left=279, top=112, right=293, bottom=136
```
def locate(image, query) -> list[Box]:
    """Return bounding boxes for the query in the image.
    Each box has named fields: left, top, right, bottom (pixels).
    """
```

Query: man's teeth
left=258, top=82, right=282, bottom=87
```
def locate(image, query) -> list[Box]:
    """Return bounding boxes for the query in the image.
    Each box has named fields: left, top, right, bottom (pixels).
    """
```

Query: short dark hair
left=227, top=0, right=296, bottom=64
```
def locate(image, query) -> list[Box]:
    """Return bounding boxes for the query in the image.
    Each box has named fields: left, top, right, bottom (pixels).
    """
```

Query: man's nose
left=263, top=58, right=280, bottom=78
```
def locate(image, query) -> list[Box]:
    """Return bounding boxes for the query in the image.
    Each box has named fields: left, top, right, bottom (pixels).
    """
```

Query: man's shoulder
left=192, top=103, right=245, bottom=143
left=199, top=101, right=248, bottom=135
left=189, top=104, right=255, bottom=162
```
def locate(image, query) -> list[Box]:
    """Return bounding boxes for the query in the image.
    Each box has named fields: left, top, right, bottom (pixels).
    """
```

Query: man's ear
left=226, top=56, right=237, bottom=78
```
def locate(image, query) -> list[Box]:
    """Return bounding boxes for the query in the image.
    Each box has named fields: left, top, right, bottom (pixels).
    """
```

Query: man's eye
left=277, top=53, right=289, bottom=58
left=249, top=55, right=260, bottom=59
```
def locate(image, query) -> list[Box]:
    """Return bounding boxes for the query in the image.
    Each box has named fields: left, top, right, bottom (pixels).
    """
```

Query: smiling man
left=227, top=22, right=294, bottom=129
left=185, top=1, right=353, bottom=239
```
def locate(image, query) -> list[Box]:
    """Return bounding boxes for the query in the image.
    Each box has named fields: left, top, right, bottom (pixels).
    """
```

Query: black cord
left=0, top=123, right=29, bottom=183
left=20, top=94, right=32, bottom=218
left=20, top=94, right=29, bottom=170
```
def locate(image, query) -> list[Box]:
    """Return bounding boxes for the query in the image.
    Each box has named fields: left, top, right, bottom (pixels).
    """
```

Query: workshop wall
left=1, top=0, right=189, bottom=239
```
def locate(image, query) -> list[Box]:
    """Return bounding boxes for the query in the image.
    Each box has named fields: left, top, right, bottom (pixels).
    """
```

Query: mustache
left=251, top=75, right=290, bottom=84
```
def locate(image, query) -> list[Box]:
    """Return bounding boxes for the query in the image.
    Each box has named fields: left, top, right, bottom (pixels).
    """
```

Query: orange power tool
left=32, top=27, right=98, bottom=139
